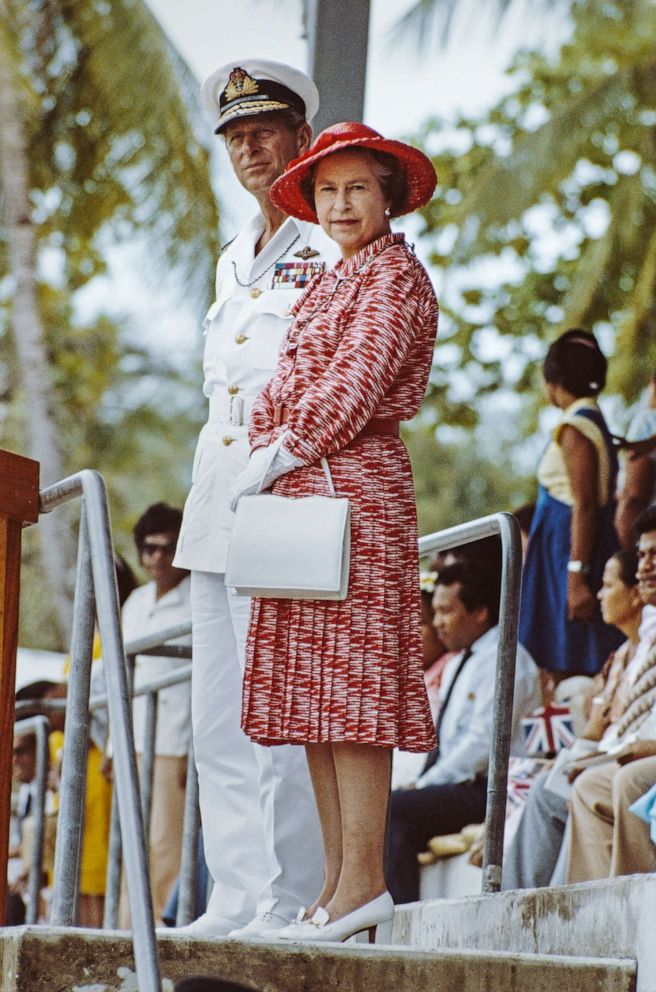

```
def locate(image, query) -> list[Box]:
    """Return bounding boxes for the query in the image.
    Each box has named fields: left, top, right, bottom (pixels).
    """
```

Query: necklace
left=232, top=233, right=301, bottom=289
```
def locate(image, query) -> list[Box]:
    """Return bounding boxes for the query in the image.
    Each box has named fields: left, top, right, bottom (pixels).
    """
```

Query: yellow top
left=537, top=397, right=611, bottom=507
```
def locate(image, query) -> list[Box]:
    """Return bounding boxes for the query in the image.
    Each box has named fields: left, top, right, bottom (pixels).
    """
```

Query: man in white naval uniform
left=172, top=60, right=338, bottom=939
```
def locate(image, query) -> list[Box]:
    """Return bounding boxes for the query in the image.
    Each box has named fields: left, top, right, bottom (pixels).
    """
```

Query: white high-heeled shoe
left=277, top=891, right=394, bottom=944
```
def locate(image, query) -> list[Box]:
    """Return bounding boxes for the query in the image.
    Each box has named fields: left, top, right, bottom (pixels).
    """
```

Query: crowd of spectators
left=390, top=349, right=656, bottom=904
left=8, top=349, right=656, bottom=930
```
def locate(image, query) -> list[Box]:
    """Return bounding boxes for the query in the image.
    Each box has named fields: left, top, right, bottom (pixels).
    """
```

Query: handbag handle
left=320, top=457, right=336, bottom=497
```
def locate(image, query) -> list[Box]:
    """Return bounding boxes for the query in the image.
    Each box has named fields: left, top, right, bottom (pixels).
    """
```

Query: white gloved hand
left=229, top=434, right=302, bottom=511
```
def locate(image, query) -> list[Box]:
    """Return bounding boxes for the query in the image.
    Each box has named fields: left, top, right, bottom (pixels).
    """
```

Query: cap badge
left=224, top=68, right=259, bottom=102
left=294, top=246, right=320, bottom=260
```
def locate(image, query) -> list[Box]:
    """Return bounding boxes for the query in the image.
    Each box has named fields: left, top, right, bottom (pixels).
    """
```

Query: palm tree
left=0, top=0, right=219, bottom=644
left=408, top=0, right=656, bottom=412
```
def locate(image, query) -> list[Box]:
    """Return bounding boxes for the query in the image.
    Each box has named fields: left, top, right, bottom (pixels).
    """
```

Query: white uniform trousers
left=190, top=570, right=323, bottom=925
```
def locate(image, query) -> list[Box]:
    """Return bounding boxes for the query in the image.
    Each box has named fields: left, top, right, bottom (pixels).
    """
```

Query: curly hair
left=133, top=502, right=183, bottom=551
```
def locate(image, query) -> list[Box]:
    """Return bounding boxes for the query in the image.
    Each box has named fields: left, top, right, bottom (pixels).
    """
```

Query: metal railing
left=37, top=470, right=161, bottom=992
left=15, top=627, right=200, bottom=932
left=11, top=715, right=50, bottom=924
left=18, top=468, right=518, bottom=989
left=418, top=511, right=523, bottom=894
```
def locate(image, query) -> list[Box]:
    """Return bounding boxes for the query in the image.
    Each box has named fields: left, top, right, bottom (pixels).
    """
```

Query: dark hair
left=133, top=502, right=183, bottom=551
left=543, top=328, right=607, bottom=397
left=115, top=553, right=138, bottom=607
left=435, top=560, right=500, bottom=626
left=15, top=681, right=59, bottom=703
left=299, top=147, right=408, bottom=216
left=634, top=505, right=656, bottom=539
left=444, top=536, right=502, bottom=577
left=612, top=547, right=639, bottom=587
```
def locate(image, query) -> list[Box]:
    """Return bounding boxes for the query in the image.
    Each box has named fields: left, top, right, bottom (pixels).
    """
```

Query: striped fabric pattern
left=241, top=232, right=438, bottom=752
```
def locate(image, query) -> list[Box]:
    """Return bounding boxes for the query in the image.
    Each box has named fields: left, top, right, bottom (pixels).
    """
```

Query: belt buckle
left=229, top=395, right=244, bottom=426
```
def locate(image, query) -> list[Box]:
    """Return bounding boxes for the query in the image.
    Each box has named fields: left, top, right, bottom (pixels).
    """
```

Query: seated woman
left=503, top=547, right=643, bottom=889
left=231, top=122, right=439, bottom=942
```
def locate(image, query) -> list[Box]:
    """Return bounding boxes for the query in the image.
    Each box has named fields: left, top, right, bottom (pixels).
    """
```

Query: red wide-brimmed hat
left=270, top=121, right=437, bottom=223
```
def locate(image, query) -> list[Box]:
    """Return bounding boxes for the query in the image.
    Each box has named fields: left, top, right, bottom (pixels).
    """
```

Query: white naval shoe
left=228, top=911, right=290, bottom=940
left=156, top=912, right=234, bottom=938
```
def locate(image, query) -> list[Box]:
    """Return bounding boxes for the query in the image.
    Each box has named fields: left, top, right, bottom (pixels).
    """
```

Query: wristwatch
left=567, top=560, right=590, bottom=575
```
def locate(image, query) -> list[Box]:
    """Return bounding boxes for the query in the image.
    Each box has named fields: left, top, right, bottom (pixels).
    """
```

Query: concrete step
left=393, top=875, right=656, bottom=990
left=0, top=925, right=637, bottom=992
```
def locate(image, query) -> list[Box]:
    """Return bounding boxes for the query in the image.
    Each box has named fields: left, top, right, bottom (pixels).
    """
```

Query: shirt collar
left=469, top=625, right=498, bottom=656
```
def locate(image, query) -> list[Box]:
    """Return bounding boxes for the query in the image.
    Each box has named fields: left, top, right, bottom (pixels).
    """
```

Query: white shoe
left=156, top=912, right=234, bottom=938
left=228, top=911, right=290, bottom=940
left=277, top=892, right=394, bottom=944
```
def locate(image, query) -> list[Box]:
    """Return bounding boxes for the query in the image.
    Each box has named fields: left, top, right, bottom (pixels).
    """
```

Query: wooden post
left=0, top=449, right=39, bottom=923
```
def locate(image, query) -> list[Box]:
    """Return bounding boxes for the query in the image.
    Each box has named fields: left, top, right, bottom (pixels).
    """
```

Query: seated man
left=387, top=561, right=540, bottom=905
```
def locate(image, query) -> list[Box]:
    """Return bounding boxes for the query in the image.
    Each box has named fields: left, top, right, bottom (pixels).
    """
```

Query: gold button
left=222, top=436, right=234, bottom=446
left=235, top=334, right=248, bottom=344
left=227, top=384, right=239, bottom=395
left=250, top=287, right=262, bottom=299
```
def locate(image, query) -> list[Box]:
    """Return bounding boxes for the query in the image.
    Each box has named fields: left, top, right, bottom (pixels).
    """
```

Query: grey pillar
left=306, top=0, right=371, bottom=133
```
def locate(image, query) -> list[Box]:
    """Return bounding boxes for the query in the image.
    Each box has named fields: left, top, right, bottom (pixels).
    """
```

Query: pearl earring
left=384, top=207, right=391, bottom=217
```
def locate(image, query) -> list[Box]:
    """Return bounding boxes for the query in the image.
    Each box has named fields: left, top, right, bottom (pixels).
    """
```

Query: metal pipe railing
left=176, top=740, right=200, bottom=927
left=39, top=469, right=161, bottom=992
left=419, top=511, right=523, bottom=894
left=12, top=715, right=50, bottom=924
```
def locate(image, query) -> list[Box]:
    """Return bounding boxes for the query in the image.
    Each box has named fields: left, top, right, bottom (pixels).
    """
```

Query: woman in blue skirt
left=519, top=329, right=623, bottom=677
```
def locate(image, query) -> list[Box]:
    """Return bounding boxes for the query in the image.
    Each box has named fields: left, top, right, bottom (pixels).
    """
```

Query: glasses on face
left=141, top=540, right=177, bottom=557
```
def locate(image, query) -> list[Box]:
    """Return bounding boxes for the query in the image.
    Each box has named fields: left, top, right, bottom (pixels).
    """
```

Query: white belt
left=208, top=394, right=255, bottom=426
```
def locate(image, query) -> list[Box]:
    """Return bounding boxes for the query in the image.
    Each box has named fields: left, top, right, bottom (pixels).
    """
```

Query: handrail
left=38, top=470, right=161, bottom=991
left=419, top=511, right=523, bottom=894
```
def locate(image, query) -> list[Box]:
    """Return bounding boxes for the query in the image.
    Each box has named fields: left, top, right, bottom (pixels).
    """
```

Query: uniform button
left=250, top=287, right=262, bottom=299
left=222, top=436, right=235, bottom=446
left=227, top=384, right=239, bottom=395
left=235, top=334, right=248, bottom=345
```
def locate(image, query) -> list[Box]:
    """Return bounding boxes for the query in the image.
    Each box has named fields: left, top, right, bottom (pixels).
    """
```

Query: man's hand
left=615, top=740, right=656, bottom=765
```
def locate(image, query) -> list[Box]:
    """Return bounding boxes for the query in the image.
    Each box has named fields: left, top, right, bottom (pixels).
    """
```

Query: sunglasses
left=141, top=540, right=177, bottom=557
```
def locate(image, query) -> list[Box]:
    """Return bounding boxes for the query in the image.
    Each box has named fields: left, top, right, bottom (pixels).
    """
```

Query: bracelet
left=567, top=560, right=590, bottom=575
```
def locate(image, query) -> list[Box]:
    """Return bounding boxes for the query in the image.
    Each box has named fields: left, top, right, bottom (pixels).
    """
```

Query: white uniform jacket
left=175, top=213, right=338, bottom=574
left=416, top=626, right=541, bottom=789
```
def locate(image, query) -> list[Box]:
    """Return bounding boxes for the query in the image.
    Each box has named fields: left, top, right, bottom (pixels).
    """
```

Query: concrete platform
left=394, top=874, right=656, bottom=991
left=0, top=926, right=636, bottom=992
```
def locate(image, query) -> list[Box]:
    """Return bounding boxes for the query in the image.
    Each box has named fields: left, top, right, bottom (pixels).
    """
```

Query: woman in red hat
left=230, top=122, right=438, bottom=943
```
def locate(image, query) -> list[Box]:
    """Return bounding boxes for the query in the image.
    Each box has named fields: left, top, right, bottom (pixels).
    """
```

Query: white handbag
left=225, top=458, right=351, bottom=600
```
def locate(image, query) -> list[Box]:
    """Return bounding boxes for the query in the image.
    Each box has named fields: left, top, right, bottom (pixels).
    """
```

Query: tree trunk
left=0, top=17, right=75, bottom=646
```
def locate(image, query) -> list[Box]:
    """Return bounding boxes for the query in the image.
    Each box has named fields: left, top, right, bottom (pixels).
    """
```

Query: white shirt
left=174, top=213, right=339, bottom=574
left=121, top=577, right=192, bottom=757
left=618, top=407, right=656, bottom=497
left=415, top=626, right=541, bottom=789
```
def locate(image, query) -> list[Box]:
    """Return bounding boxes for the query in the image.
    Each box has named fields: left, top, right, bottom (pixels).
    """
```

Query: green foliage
left=0, top=0, right=219, bottom=647
left=406, top=427, right=534, bottom=538
left=415, top=0, right=656, bottom=420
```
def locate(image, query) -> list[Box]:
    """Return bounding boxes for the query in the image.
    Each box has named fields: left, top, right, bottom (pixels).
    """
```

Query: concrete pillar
left=306, top=0, right=371, bottom=133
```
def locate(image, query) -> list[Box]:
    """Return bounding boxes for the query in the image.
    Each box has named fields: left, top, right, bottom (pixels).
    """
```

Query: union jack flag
left=521, top=703, right=575, bottom=756
left=506, top=757, right=547, bottom=813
